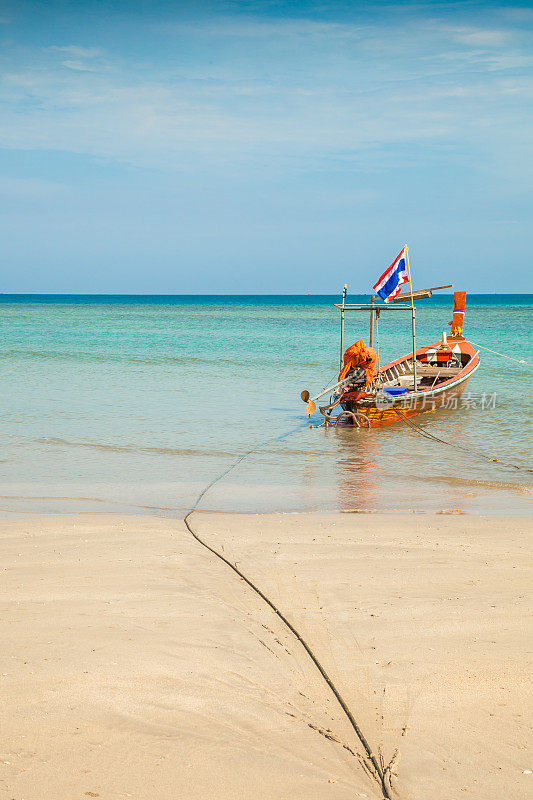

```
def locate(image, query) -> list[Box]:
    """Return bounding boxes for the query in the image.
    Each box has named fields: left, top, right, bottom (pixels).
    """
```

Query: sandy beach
left=0, top=512, right=530, bottom=799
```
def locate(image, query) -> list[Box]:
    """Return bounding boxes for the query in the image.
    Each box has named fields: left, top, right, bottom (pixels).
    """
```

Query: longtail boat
left=301, top=289, right=480, bottom=428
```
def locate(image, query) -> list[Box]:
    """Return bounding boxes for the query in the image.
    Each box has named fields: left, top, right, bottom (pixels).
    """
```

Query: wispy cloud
left=0, top=2, right=531, bottom=291
left=0, top=66, right=461, bottom=170
left=47, top=45, right=103, bottom=58
left=164, top=17, right=362, bottom=39
left=60, top=59, right=103, bottom=72
left=446, top=25, right=510, bottom=47
left=45, top=44, right=108, bottom=74
left=0, top=9, right=531, bottom=179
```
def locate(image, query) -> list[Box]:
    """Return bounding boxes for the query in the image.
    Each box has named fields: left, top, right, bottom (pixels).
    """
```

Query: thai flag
left=373, top=247, right=409, bottom=303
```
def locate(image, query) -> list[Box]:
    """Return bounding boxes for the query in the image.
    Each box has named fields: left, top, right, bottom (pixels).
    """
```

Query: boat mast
left=339, top=283, right=347, bottom=369
left=405, top=246, right=417, bottom=392
left=369, top=295, right=375, bottom=349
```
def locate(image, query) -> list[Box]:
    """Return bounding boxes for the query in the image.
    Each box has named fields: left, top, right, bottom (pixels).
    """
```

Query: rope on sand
left=183, top=424, right=391, bottom=799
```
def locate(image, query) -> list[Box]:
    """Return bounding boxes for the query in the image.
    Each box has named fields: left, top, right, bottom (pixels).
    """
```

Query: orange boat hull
left=335, top=338, right=479, bottom=428
left=348, top=373, right=474, bottom=428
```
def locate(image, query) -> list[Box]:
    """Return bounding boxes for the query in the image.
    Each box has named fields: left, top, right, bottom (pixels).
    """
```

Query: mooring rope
left=393, top=407, right=532, bottom=473
left=183, top=423, right=391, bottom=799
left=467, top=341, right=533, bottom=367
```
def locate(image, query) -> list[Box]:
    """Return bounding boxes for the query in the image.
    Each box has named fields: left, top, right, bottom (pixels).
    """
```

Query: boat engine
left=340, top=366, right=367, bottom=389
left=317, top=366, right=368, bottom=418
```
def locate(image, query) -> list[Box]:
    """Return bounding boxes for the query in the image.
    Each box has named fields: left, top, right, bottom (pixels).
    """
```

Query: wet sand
left=0, top=513, right=530, bottom=799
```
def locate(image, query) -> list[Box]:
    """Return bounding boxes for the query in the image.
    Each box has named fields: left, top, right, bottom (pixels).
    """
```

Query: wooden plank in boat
left=415, top=364, right=462, bottom=377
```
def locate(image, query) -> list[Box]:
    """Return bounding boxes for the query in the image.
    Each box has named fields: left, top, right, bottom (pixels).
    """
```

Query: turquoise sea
left=0, top=294, right=531, bottom=516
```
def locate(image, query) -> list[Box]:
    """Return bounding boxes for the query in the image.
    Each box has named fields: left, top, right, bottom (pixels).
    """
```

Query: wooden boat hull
left=338, top=338, right=479, bottom=429
left=345, top=372, right=473, bottom=428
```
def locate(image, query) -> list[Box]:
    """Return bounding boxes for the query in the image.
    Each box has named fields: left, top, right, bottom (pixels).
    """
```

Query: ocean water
left=0, top=294, right=531, bottom=516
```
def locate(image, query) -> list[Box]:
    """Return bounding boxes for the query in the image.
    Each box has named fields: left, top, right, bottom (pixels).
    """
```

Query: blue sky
left=0, top=0, right=532, bottom=293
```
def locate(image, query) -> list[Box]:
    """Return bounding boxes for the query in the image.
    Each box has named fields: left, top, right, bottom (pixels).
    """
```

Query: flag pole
left=405, top=245, right=417, bottom=392
left=340, top=283, right=347, bottom=370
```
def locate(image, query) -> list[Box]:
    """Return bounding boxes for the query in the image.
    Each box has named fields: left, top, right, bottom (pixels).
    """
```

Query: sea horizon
left=1, top=292, right=532, bottom=299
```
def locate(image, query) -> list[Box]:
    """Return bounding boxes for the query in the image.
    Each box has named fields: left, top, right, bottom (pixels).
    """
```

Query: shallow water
left=0, top=294, right=531, bottom=515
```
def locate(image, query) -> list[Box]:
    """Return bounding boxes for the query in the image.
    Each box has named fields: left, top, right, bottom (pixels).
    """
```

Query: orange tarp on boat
left=338, top=340, right=377, bottom=385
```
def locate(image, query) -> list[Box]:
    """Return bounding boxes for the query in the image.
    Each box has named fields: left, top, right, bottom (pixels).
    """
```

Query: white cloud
left=158, top=17, right=362, bottom=40
left=0, top=64, right=460, bottom=170
left=47, top=45, right=102, bottom=58
left=61, top=59, right=102, bottom=72
left=446, top=26, right=510, bottom=48
left=46, top=45, right=107, bottom=74
left=0, top=14, right=530, bottom=177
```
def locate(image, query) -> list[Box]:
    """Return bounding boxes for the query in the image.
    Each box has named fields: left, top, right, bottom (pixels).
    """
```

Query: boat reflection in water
left=326, top=426, right=382, bottom=513
left=323, top=419, right=481, bottom=515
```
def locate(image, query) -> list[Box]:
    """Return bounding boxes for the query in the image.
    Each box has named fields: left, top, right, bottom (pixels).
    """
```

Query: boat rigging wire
left=183, top=423, right=391, bottom=799
left=393, top=408, right=532, bottom=474
left=467, top=341, right=533, bottom=367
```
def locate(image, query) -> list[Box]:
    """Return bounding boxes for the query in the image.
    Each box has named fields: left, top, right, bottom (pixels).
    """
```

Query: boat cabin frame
left=336, top=296, right=419, bottom=390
